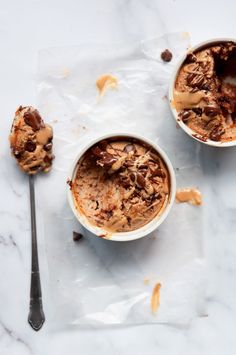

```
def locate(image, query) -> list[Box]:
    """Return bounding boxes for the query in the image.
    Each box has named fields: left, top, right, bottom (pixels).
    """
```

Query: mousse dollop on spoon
left=9, top=105, right=54, bottom=174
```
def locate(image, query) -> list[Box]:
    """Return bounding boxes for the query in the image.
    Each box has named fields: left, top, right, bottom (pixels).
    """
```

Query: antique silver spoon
left=9, top=106, right=54, bottom=331
left=28, top=174, right=45, bottom=331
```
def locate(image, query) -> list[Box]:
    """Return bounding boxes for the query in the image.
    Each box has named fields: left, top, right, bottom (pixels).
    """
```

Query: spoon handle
left=28, top=174, right=45, bottom=331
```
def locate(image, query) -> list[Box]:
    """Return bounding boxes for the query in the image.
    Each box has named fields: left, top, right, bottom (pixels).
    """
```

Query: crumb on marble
left=73, top=231, right=84, bottom=241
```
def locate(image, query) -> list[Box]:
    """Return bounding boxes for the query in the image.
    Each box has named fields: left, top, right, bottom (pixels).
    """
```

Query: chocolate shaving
left=187, top=73, right=205, bottom=88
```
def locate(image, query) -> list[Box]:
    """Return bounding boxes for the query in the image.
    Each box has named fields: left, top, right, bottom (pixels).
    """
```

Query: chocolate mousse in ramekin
left=67, top=133, right=176, bottom=241
left=169, top=39, right=236, bottom=147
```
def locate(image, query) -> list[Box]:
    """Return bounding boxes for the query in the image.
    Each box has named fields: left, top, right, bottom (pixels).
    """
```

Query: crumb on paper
left=151, top=282, right=161, bottom=314
left=182, top=31, right=190, bottom=39
left=82, top=126, right=86, bottom=130
left=162, top=94, right=167, bottom=100
left=52, top=119, right=58, bottom=123
left=176, top=187, right=202, bottom=206
left=60, top=67, right=71, bottom=79
left=73, top=231, right=83, bottom=241
left=96, top=74, right=118, bottom=97
left=144, top=277, right=150, bottom=285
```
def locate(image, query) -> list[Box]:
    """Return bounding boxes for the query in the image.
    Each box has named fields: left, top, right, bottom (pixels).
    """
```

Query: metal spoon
left=28, top=174, right=45, bottom=331
left=10, top=106, right=54, bottom=331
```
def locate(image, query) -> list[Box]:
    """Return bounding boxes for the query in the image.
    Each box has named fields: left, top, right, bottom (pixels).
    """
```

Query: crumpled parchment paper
left=37, top=32, right=206, bottom=328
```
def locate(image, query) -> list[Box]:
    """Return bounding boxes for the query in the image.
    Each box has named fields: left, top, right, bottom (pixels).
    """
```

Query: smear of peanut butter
left=36, top=126, right=53, bottom=145
left=176, top=188, right=202, bottom=206
left=96, top=74, right=118, bottom=97
left=151, top=282, right=161, bottom=314
left=173, top=90, right=205, bottom=111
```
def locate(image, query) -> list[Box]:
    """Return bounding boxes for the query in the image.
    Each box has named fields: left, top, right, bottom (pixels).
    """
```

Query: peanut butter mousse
left=174, top=41, right=236, bottom=142
left=9, top=106, right=54, bottom=174
left=72, top=138, right=170, bottom=233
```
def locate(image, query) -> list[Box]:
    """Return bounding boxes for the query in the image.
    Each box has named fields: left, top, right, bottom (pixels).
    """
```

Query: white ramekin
left=67, top=133, right=176, bottom=242
left=169, top=38, right=236, bottom=147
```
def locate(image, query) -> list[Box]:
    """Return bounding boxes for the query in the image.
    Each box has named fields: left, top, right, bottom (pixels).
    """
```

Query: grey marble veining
left=1, top=0, right=236, bottom=354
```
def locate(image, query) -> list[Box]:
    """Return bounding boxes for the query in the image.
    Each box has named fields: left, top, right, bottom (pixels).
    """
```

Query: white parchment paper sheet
left=37, top=32, right=206, bottom=328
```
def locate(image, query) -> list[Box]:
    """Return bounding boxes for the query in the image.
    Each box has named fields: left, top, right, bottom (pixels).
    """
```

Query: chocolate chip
left=136, top=173, right=146, bottom=188
left=30, top=165, right=41, bottom=172
left=127, top=216, right=131, bottom=227
left=149, top=151, right=160, bottom=162
left=209, top=125, right=225, bottom=141
left=44, top=142, right=53, bottom=151
left=124, top=143, right=136, bottom=153
left=44, top=155, right=53, bottom=164
left=161, top=49, right=173, bottom=62
left=14, top=150, right=22, bottom=159
left=138, top=164, right=148, bottom=169
left=130, top=172, right=136, bottom=182
left=91, top=146, right=103, bottom=157
left=98, top=140, right=108, bottom=150
left=192, top=107, right=202, bottom=116
left=187, top=73, right=204, bottom=88
left=119, top=176, right=131, bottom=188
left=179, top=110, right=191, bottom=123
left=106, top=210, right=113, bottom=218
left=123, top=160, right=134, bottom=168
left=100, top=153, right=117, bottom=167
left=202, top=83, right=211, bottom=91
left=91, top=145, right=118, bottom=168
left=232, top=112, right=236, bottom=123
left=25, top=140, right=36, bottom=152
left=203, top=105, right=220, bottom=117
left=150, top=168, right=166, bottom=178
left=24, top=110, right=44, bottom=131
left=73, top=231, right=83, bottom=241
left=185, top=53, right=197, bottom=63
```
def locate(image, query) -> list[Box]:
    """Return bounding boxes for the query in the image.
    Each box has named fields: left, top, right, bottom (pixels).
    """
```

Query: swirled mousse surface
left=174, top=42, right=236, bottom=142
left=9, top=106, right=54, bottom=174
left=72, top=139, right=170, bottom=233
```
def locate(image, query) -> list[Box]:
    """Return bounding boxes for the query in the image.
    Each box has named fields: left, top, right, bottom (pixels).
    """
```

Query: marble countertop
left=1, top=0, right=236, bottom=354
